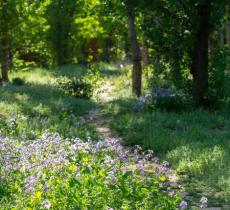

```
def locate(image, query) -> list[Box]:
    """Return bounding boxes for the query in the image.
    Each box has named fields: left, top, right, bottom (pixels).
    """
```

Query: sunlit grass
left=103, top=68, right=230, bottom=207
left=0, top=65, right=97, bottom=140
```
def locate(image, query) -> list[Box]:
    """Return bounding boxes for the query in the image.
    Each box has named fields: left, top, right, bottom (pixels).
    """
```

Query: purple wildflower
left=179, top=200, right=188, bottom=210
left=152, top=157, right=159, bottom=163
left=21, top=116, right=27, bottom=121
left=199, top=196, right=208, bottom=208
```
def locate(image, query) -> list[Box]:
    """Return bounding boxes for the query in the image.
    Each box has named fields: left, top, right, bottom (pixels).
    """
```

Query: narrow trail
left=84, top=106, right=228, bottom=210
left=82, top=80, right=228, bottom=210
left=84, top=107, right=114, bottom=139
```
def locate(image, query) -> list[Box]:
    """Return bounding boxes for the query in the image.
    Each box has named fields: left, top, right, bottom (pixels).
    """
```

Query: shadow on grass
left=0, top=82, right=95, bottom=118
left=0, top=81, right=98, bottom=140
left=104, top=98, right=230, bottom=206
left=49, top=64, right=87, bottom=78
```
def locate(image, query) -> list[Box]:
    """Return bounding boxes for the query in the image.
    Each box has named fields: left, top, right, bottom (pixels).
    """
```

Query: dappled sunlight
left=104, top=97, right=230, bottom=206
left=0, top=0, right=229, bottom=208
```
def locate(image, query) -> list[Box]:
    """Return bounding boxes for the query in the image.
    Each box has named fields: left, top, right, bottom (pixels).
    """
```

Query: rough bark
left=191, top=0, right=211, bottom=106
left=227, top=21, right=230, bottom=47
left=128, top=9, right=142, bottom=97
left=1, top=0, right=9, bottom=82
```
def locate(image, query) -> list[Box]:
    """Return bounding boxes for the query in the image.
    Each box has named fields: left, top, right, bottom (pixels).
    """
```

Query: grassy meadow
left=0, top=63, right=229, bottom=208
left=103, top=66, right=230, bottom=207
left=0, top=65, right=98, bottom=141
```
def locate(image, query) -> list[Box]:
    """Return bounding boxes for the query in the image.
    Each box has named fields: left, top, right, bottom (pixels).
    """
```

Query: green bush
left=56, top=64, right=103, bottom=99
left=12, top=77, right=25, bottom=86
left=14, top=58, right=37, bottom=71
left=134, top=85, right=193, bottom=112
left=57, top=76, right=93, bottom=99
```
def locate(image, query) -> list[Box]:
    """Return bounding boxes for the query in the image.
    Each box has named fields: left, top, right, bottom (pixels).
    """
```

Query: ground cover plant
left=1, top=0, right=230, bottom=209
left=0, top=66, right=98, bottom=141
left=103, top=69, right=230, bottom=207
left=0, top=132, right=180, bottom=209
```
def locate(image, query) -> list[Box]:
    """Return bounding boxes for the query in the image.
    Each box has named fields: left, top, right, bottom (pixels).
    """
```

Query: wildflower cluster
left=0, top=132, right=179, bottom=209
left=0, top=111, right=99, bottom=141
left=133, top=85, right=192, bottom=112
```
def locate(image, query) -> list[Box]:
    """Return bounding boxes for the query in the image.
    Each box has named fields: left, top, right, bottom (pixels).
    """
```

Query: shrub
left=56, top=64, right=103, bottom=99
left=12, top=77, right=25, bottom=86
left=57, top=76, right=93, bottom=99
left=134, top=85, right=193, bottom=112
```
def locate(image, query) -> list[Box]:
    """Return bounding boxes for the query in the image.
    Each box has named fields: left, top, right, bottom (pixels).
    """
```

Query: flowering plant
left=133, top=85, right=192, bottom=112
left=0, top=132, right=180, bottom=209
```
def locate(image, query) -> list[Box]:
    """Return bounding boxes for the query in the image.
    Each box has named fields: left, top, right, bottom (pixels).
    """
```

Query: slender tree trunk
left=2, top=31, right=9, bottom=82
left=103, top=35, right=113, bottom=62
left=226, top=5, right=230, bottom=47
left=218, top=26, right=225, bottom=46
left=128, top=9, right=142, bottom=97
left=227, top=21, right=230, bottom=47
left=1, top=0, right=9, bottom=82
left=142, top=16, right=149, bottom=68
left=191, top=0, right=211, bottom=106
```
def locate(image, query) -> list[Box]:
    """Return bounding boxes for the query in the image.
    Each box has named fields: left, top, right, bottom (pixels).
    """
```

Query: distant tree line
left=0, top=0, right=230, bottom=106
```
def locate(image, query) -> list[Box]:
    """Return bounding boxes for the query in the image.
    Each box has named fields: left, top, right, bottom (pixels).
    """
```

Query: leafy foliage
left=56, top=64, right=103, bottom=99
left=134, top=85, right=193, bottom=112
left=11, top=77, right=25, bottom=86
left=57, top=76, right=94, bottom=99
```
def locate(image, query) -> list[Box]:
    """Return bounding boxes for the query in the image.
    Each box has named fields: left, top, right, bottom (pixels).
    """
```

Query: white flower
left=42, top=200, right=51, bottom=209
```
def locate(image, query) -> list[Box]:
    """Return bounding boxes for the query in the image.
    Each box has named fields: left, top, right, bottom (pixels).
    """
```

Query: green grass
left=0, top=65, right=98, bottom=140
left=102, top=67, right=230, bottom=207
left=105, top=99, right=230, bottom=206
left=0, top=64, right=180, bottom=209
left=2, top=63, right=230, bottom=207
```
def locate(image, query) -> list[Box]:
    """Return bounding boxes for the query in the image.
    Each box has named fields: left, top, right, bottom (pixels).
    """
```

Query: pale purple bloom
left=162, top=161, right=170, bottom=167
left=21, top=116, right=27, bottom=121
left=110, top=176, right=116, bottom=184
left=200, top=196, right=208, bottom=208
left=152, top=157, right=159, bottom=163
left=42, top=200, right=51, bottom=209
left=179, top=200, right=188, bottom=209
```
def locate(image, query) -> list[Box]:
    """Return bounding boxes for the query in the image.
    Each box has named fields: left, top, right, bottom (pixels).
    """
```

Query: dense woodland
left=0, top=0, right=230, bottom=209
left=1, top=0, right=230, bottom=106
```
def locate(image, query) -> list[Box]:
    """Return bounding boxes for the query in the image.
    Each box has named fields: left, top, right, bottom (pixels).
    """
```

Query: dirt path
left=84, top=106, right=230, bottom=210
left=84, top=106, right=179, bottom=190
left=83, top=79, right=229, bottom=210
left=84, top=106, right=114, bottom=139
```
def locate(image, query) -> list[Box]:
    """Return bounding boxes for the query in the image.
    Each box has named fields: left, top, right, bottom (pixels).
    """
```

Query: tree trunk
left=1, top=31, right=9, bottom=82
left=128, top=9, right=142, bottom=97
left=227, top=21, right=230, bottom=47
left=1, top=0, right=9, bottom=82
left=218, top=26, right=225, bottom=46
left=103, top=36, right=113, bottom=62
left=191, top=0, right=211, bottom=106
